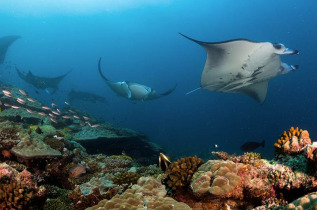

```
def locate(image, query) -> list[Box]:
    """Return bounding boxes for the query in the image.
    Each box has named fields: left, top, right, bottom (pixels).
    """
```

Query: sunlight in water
left=0, top=0, right=171, bottom=15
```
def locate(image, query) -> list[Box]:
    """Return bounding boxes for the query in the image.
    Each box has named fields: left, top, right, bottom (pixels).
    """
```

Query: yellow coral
left=274, top=127, right=303, bottom=149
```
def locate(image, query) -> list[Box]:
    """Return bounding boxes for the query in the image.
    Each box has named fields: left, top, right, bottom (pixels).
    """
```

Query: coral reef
left=112, top=171, right=141, bottom=186
left=165, top=156, right=204, bottom=190
left=191, top=160, right=243, bottom=198
left=274, top=127, right=311, bottom=154
left=284, top=191, right=317, bottom=209
left=87, top=177, right=191, bottom=210
left=11, top=135, right=62, bottom=159
left=0, top=163, right=38, bottom=209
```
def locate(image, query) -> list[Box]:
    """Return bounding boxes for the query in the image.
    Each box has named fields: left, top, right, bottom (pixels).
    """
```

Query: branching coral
left=165, top=156, right=204, bottom=190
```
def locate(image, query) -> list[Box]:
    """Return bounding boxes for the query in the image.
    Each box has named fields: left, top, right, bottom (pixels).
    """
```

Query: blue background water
left=0, top=0, right=316, bottom=159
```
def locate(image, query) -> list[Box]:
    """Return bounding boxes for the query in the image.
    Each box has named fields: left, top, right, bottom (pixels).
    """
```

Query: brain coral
left=285, top=191, right=317, bottom=209
left=165, top=156, right=204, bottom=190
left=191, top=160, right=243, bottom=198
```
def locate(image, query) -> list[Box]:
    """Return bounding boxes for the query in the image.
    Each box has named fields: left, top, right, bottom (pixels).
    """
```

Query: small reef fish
left=49, top=117, right=57, bottom=124
left=27, top=98, right=36, bottom=103
left=83, top=116, right=90, bottom=121
left=73, top=115, right=80, bottom=119
left=3, top=92, right=12, bottom=97
left=51, top=103, right=58, bottom=107
left=65, top=101, right=70, bottom=106
left=2, top=90, right=11, bottom=95
left=26, top=109, right=34, bottom=114
left=42, top=106, right=51, bottom=110
left=11, top=105, right=20, bottom=109
left=159, top=153, right=171, bottom=171
left=38, top=112, right=46, bottom=116
left=57, top=108, right=62, bottom=113
left=19, top=89, right=27, bottom=96
left=79, top=122, right=85, bottom=126
left=62, top=115, right=71, bottom=119
left=68, top=164, right=87, bottom=178
left=4, top=103, right=11, bottom=107
left=90, top=124, right=100, bottom=128
left=240, top=140, right=265, bottom=152
left=214, top=144, right=218, bottom=148
left=48, top=113, right=56, bottom=118
left=68, top=109, right=76, bottom=114
left=17, top=98, right=25, bottom=105
left=51, top=111, right=60, bottom=116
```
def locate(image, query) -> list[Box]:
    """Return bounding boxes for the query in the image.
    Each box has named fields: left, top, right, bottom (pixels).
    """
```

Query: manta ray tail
left=186, top=87, right=201, bottom=95
left=98, top=57, right=110, bottom=82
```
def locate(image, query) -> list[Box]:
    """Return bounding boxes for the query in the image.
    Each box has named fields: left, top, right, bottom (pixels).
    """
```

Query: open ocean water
left=0, top=0, right=316, bottom=160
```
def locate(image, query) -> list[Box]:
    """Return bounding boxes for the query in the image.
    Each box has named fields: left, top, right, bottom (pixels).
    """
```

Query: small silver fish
left=38, top=112, right=46, bottom=116
left=27, top=98, right=36, bottom=103
left=62, top=115, right=71, bottom=119
left=26, top=109, right=34, bottom=114
left=42, top=106, right=51, bottom=110
left=2, top=90, right=11, bottom=95
left=51, top=111, right=60, bottom=115
left=11, top=105, right=20, bottom=109
left=49, top=117, right=57, bottom=124
left=65, top=101, right=70, bottom=106
left=19, top=89, right=27, bottom=96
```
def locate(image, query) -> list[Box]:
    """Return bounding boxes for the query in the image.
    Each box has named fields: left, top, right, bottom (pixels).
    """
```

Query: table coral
left=165, top=156, right=204, bottom=191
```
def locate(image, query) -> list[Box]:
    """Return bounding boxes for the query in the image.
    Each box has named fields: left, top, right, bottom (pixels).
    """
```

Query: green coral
left=137, top=164, right=163, bottom=178
left=44, top=198, right=72, bottom=210
left=112, top=172, right=140, bottom=186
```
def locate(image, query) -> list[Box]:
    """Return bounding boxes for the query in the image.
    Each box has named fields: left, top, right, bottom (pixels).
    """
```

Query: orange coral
left=165, top=156, right=204, bottom=191
left=274, top=127, right=311, bottom=154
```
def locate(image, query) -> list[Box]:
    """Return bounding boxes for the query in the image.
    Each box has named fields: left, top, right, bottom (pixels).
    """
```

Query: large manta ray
left=180, top=33, right=299, bottom=103
left=16, top=67, right=72, bottom=94
left=68, top=89, right=108, bottom=105
left=0, top=35, right=20, bottom=64
left=98, top=58, right=177, bottom=101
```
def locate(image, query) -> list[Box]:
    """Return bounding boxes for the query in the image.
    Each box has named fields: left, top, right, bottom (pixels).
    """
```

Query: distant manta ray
left=68, top=89, right=108, bottom=105
left=98, top=57, right=177, bottom=101
left=16, top=67, right=72, bottom=94
left=180, top=33, right=299, bottom=103
left=0, top=35, right=21, bottom=64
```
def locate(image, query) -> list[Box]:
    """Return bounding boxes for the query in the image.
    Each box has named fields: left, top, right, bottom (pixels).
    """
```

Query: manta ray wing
left=0, top=35, right=21, bottom=64
left=180, top=33, right=298, bottom=103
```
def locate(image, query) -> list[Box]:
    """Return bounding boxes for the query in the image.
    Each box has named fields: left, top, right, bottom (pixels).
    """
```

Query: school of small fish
left=1, top=89, right=100, bottom=128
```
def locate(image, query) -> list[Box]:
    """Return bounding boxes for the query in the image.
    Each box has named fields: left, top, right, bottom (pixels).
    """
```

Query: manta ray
left=180, top=33, right=299, bottom=103
left=16, top=67, right=72, bottom=94
left=98, top=58, right=177, bottom=101
left=68, top=89, right=108, bottom=105
left=0, top=35, right=21, bottom=64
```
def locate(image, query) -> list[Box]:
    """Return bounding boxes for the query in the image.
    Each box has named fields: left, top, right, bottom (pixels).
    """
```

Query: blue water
left=0, top=0, right=316, bottom=159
